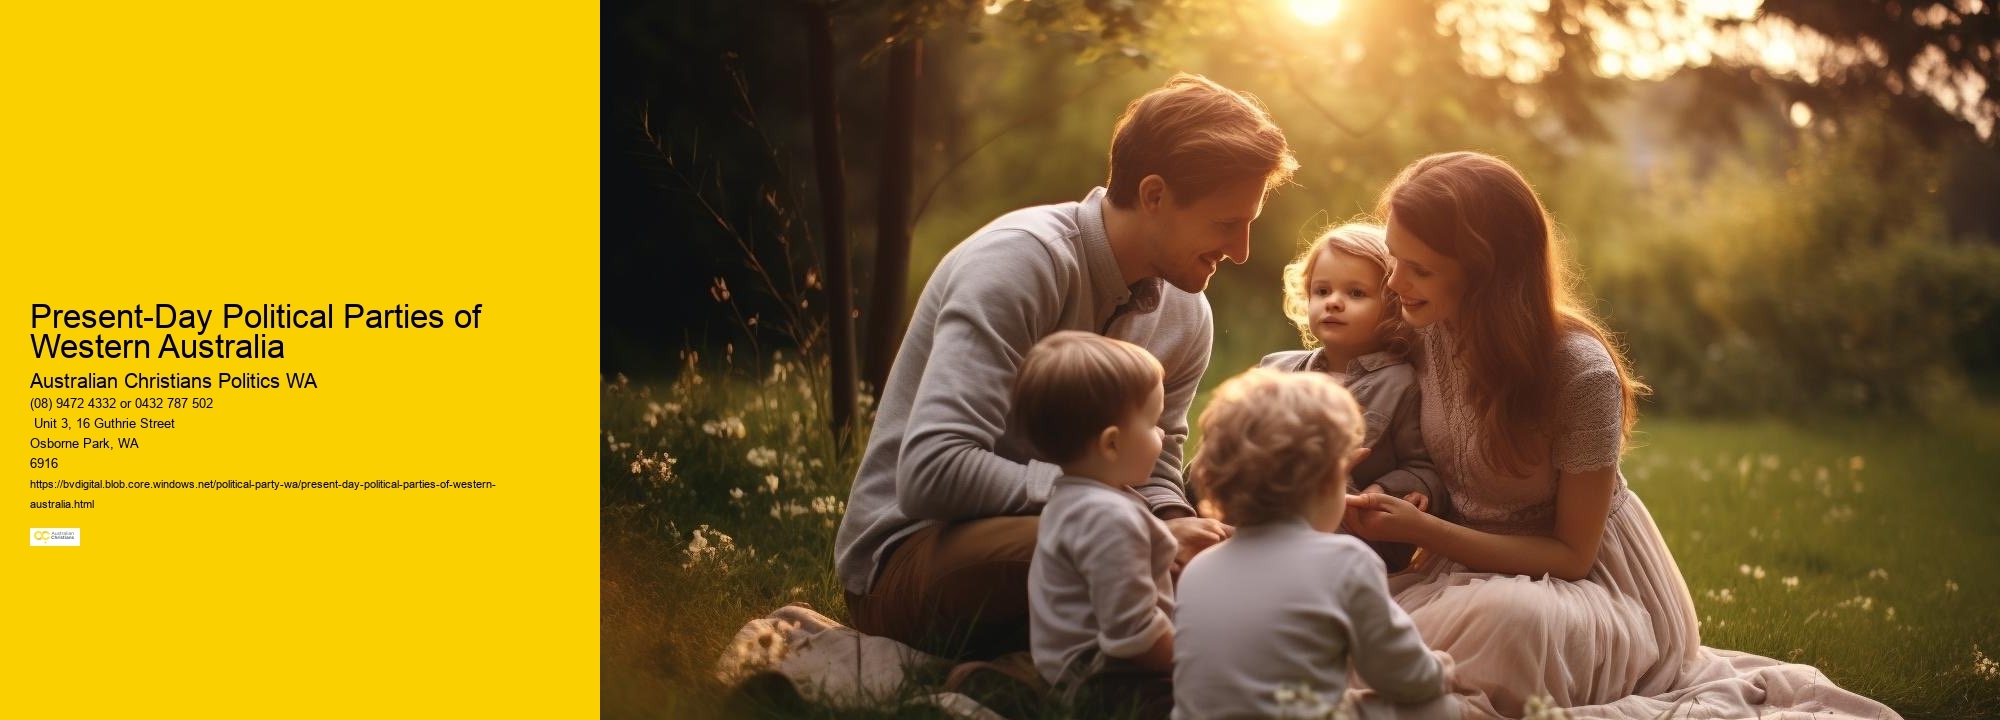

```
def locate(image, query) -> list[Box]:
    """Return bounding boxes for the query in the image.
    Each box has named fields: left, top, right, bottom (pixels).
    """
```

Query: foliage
left=600, top=356, right=868, bottom=718
left=1584, top=113, right=2000, bottom=416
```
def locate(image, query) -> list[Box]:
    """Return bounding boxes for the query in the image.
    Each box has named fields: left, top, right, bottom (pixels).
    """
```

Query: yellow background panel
left=2, top=2, right=598, bottom=716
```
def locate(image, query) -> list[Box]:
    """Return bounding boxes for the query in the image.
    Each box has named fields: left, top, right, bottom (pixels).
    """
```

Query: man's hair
left=1105, top=73, right=1298, bottom=208
left=1191, top=369, right=1365, bottom=527
left=1010, top=331, right=1165, bottom=465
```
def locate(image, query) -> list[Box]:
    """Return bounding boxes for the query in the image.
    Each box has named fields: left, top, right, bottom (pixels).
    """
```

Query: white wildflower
left=702, top=416, right=747, bottom=439
left=1523, top=692, right=1575, bottom=720
left=1947, top=579, right=1960, bottom=592
left=642, top=401, right=682, bottom=428
left=1738, top=564, right=1752, bottom=576
left=730, top=488, right=746, bottom=500
left=1270, top=682, right=1349, bottom=720
left=1782, top=576, right=1799, bottom=589
left=1975, top=646, right=1999, bottom=680
left=1753, top=566, right=1767, bottom=580
left=628, top=451, right=677, bottom=487
left=1849, top=456, right=1865, bottom=472
left=810, top=495, right=846, bottom=515
left=764, top=474, right=780, bottom=494
left=1705, top=588, right=1736, bottom=604
left=1868, top=568, right=1889, bottom=581
left=683, top=529, right=710, bottom=569
left=682, top=525, right=737, bottom=571
left=747, top=447, right=778, bottom=468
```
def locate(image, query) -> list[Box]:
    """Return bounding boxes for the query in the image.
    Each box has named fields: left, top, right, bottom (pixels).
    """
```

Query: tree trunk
left=805, top=1, right=858, bottom=434
left=866, top=37, right=920, bottom=393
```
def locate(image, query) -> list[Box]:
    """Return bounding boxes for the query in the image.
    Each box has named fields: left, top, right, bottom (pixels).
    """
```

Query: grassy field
left=600, top=357, right=2000, bottom=719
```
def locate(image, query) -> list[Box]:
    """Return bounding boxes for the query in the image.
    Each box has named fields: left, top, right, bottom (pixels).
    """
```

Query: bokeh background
left=600, top=1, right=2000, bottom=718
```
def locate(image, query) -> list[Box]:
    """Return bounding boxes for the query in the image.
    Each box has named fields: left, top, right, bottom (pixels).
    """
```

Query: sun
left=1290, top=0, right=1342, bottom=26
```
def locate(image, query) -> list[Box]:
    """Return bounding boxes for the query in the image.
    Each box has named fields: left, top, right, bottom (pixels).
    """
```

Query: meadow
left=599, top=356, right=2000, bottom=719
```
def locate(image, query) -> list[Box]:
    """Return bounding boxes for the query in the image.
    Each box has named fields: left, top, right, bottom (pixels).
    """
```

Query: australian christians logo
left=29, top=528, right=80, bottom=546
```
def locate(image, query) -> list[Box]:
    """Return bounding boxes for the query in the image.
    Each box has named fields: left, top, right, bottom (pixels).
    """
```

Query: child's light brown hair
left=1192, top=369, right=1365, bottom=527
left=1105, top=73, right=1299, bottom=208
left=1010, top=331, right=1166, bottom=465
left=1281, top=222, right=1414, bottom=359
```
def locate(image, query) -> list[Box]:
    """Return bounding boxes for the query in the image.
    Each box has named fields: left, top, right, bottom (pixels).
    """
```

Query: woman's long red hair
left=1380, top=152, right=1647, bottom=475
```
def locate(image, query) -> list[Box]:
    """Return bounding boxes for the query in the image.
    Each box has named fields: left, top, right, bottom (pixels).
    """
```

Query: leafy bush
left=1582, top=117, right=2000, bottom=416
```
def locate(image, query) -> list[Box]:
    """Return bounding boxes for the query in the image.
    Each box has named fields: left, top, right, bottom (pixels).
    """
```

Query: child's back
left=1175, top=368, right=1449, bottom=719
left=1174, top=520, right=1441, bottom=719
left=1030, top=476, right=1177, bottom=686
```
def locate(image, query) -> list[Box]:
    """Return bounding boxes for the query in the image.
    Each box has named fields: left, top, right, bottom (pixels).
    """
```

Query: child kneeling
left=1017, top=331, right=1179, bottom=719
left=1175, top=369, right=1453, bottom=719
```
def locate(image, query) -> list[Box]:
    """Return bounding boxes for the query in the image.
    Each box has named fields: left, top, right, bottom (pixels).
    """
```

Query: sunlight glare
left=1290, top=0, right=1342, bottom=27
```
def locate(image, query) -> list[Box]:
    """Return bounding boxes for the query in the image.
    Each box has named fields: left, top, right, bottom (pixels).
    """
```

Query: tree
left=804, top=0, right=860, bottom=434
left=867, top=36, right=919, bottom=393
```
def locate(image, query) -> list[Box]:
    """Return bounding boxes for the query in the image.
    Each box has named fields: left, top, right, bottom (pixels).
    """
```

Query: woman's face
left=1384, top=215, right=1467, bottom=327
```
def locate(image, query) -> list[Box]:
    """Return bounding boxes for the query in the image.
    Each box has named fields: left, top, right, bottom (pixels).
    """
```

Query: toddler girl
left=1259, top=223, right=1448, bottom=571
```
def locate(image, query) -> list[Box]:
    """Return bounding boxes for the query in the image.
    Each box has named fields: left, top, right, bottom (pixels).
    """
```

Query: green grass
left=601, top=358, right=2000, bottom=719
left=1623, top=407, right=2000, bottom=718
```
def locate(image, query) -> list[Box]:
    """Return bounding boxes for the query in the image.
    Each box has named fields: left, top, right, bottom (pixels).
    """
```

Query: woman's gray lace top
left=1414, top=324, right=1628, bottom=535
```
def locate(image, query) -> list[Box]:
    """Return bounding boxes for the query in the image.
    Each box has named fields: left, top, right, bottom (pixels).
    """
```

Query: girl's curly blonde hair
left=1191, top=369, right=1365, bottom=527
left=1280, top=222, right=1413, bottom=359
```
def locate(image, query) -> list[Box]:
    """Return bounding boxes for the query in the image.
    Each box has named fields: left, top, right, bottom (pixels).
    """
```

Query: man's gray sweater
left=834, top=187, right=1211, bottom=595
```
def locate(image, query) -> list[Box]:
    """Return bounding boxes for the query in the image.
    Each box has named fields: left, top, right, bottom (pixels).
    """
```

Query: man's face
left=1143, top=176, right=1267, bottom=294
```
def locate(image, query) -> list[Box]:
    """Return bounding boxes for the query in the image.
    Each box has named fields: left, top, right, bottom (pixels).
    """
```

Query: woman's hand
left=1344, top=492, right=1433, bottom=544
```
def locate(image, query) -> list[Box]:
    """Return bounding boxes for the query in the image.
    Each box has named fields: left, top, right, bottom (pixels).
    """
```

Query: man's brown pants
left=844, top=515, right=1039, bottom=660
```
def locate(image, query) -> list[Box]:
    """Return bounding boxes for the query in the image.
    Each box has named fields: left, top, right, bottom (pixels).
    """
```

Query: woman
left=1344, top=152, right=1899, bottom=719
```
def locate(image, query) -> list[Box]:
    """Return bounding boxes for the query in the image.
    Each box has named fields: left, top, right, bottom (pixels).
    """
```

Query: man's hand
left=1165, top=516, right=1232, bottom=566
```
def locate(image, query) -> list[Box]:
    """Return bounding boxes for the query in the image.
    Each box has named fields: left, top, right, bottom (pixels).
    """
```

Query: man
left=834, top=73, right=1298, bottom=659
